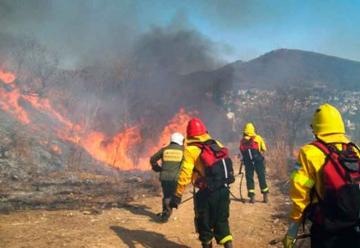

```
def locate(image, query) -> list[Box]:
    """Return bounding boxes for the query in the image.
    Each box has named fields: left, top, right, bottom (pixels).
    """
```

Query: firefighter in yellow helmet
left=239, top=122, right=268, bottom=203
left=283, top=103, right=360, bottom=248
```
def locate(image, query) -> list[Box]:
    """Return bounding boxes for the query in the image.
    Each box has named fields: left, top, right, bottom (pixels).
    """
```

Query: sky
left=136, top=0, right=360, bottom=62
left=1, top=0, right=360, bottom=68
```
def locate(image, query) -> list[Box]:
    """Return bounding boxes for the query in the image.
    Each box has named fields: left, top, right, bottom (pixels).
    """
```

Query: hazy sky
left=1, top=0, right=360, bottom=67
left=138, top=0, right=360, bottom=62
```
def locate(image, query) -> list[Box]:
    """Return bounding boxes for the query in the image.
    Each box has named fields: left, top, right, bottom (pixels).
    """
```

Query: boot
left=224, top=241, right=233, bottom=248
left=160, top=213, right=169, bottom=223
left=201, top=241, right=213, bottom=248
left=249, top=195, right=255, bottom=204
left=263, top=192, right=269, bottom=203
left=160, top=208, right=172, bottom=223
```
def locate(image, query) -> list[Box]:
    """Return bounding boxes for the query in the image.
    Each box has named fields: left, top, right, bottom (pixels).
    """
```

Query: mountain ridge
left=183, top=48, right=360, bottom=92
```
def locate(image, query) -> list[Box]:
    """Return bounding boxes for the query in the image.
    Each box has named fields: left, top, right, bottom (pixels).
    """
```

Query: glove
left=169, top=195, right=182, bottom=209
left=282, top=234, right=296, bottom=248
left=282, top=221, right=299, bottom=248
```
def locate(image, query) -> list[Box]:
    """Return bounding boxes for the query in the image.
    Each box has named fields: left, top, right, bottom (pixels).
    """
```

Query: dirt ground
left=0, top=170, right=306, bottom=248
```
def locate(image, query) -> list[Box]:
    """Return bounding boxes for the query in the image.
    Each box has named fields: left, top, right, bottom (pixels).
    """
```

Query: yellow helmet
left=243, top=122, right=256, bottom=136
left=311, top=103, right=345, bottom=136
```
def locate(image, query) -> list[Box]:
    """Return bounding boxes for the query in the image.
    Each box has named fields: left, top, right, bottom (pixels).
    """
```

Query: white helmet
left=170, top=132, right=184, bottom=146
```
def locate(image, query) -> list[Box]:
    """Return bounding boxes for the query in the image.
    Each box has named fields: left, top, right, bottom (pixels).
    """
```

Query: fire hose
left=269, top=233, right=311, bottom=246
left=179, top=158, right=247, bottom=205
left=180, top=172, right=245, bottom=205
left=238, top=159, right=245, bottom=202
left=180, top=193, right=194, bottom=205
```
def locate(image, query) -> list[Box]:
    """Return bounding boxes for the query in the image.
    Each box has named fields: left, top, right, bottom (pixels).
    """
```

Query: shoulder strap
left=311, top=140, right=332, bottom=155
left=188, top=142, right=203, bottom=148
left=188, top=139, right=215, bottom=148
left=313, top=139, right=356, bottom=183
left=347, top=142, right=360, bottom=154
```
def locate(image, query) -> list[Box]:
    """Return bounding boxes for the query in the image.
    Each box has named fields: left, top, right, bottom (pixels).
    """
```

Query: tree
left=10, top=37, right=59, bottom=97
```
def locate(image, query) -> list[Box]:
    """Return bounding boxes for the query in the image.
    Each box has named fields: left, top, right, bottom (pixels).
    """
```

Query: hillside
left=183, top=49, right=360, bottom=92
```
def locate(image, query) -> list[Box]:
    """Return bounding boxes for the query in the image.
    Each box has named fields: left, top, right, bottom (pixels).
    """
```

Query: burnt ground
left=0, top=165, right=311, bottom=248
left=0, top=170, right=158, bottom=212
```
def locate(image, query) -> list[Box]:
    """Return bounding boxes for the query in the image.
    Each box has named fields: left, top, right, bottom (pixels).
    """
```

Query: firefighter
left=239, top=122, right=269, bottom=203
left=282, top=103, right=360, bottom=248
left=170, top=118, right=233, bottom=248
left=150, top=132, right=184, bottom=222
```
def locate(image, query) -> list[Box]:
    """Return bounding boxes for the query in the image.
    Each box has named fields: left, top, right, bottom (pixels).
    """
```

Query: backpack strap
left=311, top=139, right=333, bottom=155
left=312, top=139, right=356, bottom=184
left=188, top=142, right=204, bottom=151
left=189, top=140, right=221, bottom=153
left=188, top=139, right=214, bottom=148
left=349, top=142, right=360, bottom=152
left=313, top=139, right=343, bottom=170
left=302, top=140, right=331, bottom=227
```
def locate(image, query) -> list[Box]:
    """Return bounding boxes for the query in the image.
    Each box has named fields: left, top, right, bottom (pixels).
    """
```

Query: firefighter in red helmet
left=170, top=118, right=234, bottom=248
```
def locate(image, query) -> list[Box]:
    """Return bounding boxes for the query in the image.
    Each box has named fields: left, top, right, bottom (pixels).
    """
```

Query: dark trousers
left=194, top=187, right=232, bottom=244
left=311, top=224, right=360, bottom=248
left=161, top=180, right=177, bottom=219
left=244, top=158, right=268, bottom=197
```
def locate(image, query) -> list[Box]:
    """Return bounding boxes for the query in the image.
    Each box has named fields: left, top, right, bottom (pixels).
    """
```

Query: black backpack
left=191, top=140, right=235, bottom=191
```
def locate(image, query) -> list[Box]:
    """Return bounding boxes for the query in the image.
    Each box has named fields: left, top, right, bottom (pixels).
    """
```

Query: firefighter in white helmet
left=150, top=132, right=184, bottom=222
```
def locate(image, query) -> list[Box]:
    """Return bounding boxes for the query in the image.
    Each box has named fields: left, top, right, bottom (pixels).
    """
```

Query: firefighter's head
left=170, top=132, right=184, bottom=145
left=243, top=122, right=256, bottom=136
left=311, top=103, right=345, bottom=136
left=186, top=118, right=207, bottom=137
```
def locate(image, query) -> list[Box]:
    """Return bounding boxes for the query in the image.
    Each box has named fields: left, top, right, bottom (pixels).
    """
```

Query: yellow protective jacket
left=289, top=133, right=351, bottom=222
left=175, top=133, right=222, bottom=196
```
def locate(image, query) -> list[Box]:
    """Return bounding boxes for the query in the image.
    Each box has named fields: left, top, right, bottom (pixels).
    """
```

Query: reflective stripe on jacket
left=150, top=143, right=184, bottom=181
left=289, top=133, right=350, bottom=222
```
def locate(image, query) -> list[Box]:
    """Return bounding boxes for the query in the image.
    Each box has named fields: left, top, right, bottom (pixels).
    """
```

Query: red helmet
left=187, top=118, right=207, bottom=137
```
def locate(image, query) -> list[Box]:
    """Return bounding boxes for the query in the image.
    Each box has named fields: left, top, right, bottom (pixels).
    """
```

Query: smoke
left=0, top=0, right=222, bottom=71
left=0, top=0, right=140, bottom=67
left=133, top=27, right=219, bottom=75
left=0, top=0, right=232, bottom=147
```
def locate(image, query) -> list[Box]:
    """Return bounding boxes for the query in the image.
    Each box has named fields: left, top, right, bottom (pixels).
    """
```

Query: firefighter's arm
left=175, top=148, right=195, bottom=197
left=283, top=147, right=316, bottom=247
left=289, top=148, right=316, bottom=222
left=149, top=148, right=163, bottom=172
left=256, top=135, right=267, bottom=153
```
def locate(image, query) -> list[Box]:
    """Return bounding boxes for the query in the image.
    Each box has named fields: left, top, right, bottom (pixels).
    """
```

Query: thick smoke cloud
left=133, top=27, right=220, bottom=75
left=0, top=0, right=222, bottom=72
left=0, top=0, right=139, bottom=68
left=0, top=0, right=229, bottom=136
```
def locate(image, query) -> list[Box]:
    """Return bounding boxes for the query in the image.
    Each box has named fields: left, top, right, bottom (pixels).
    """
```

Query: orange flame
left=0, top=67, right=193, bottom=171
left=80, top=108, right=193, bottom=170
left=148, top=108, right=192, bottom=155
left=22, top=94, right=80, bottom=130
left=81, top=127, right=142, bottom=170
left=0, top=70, right=16, bottom=84
left=0, top=69, right=30, bottom=123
